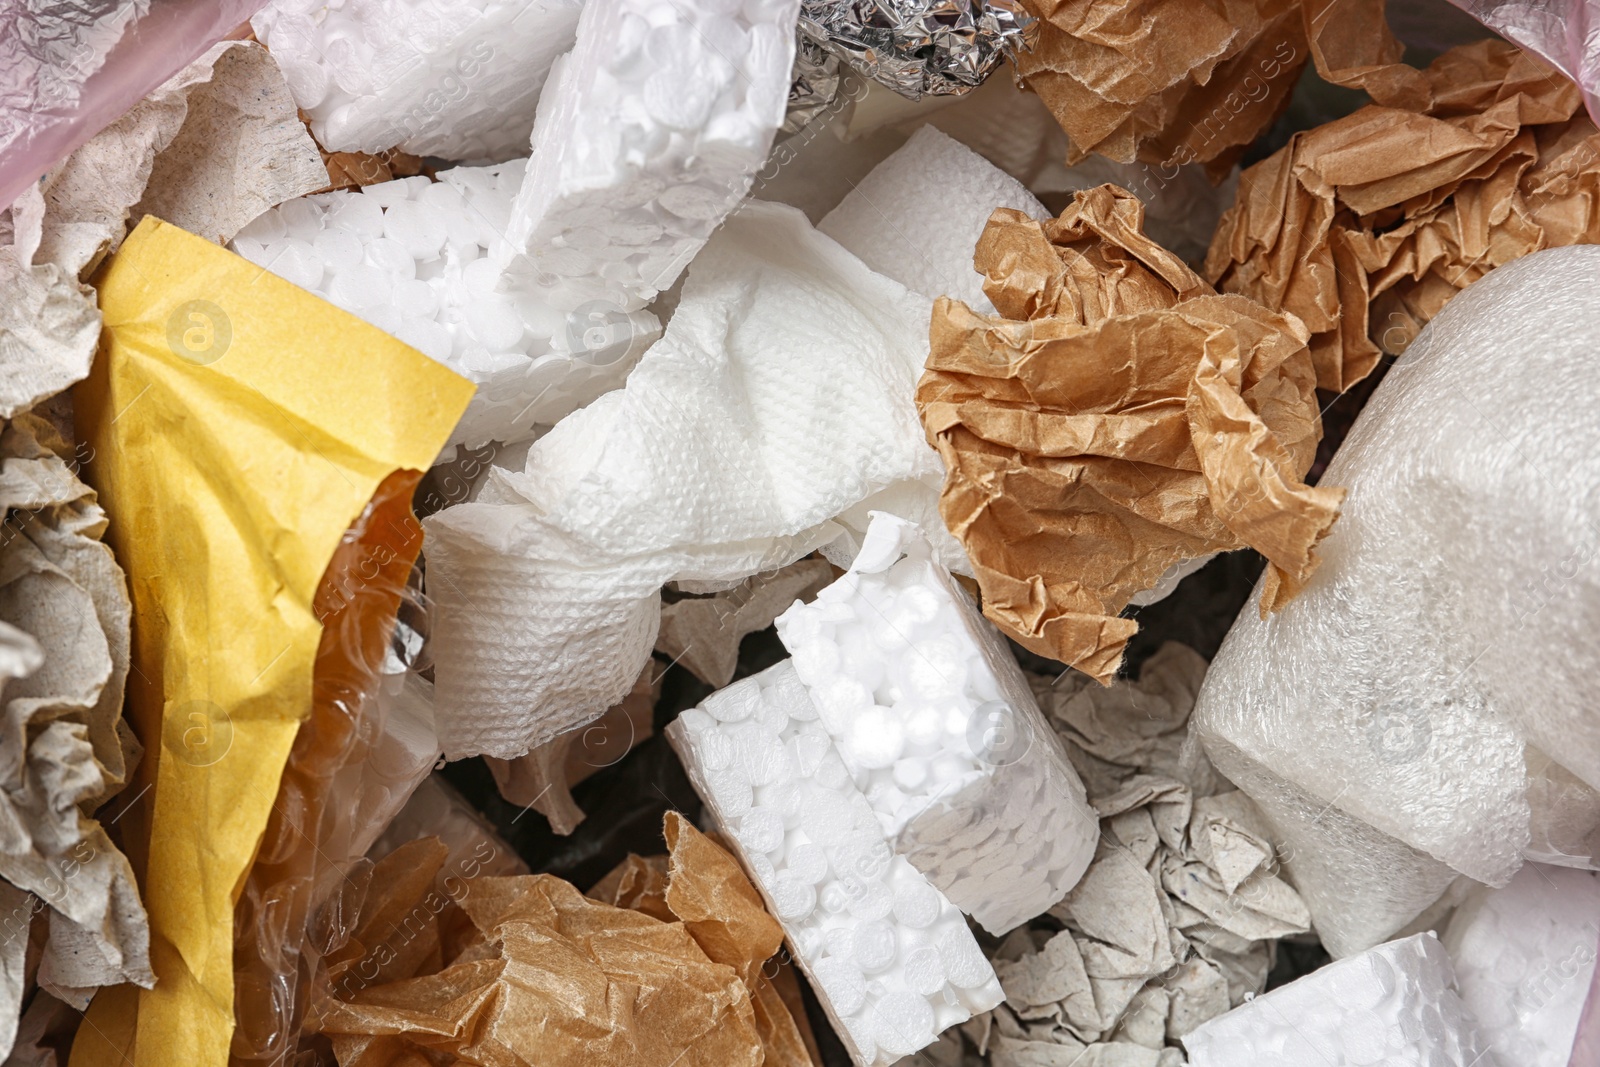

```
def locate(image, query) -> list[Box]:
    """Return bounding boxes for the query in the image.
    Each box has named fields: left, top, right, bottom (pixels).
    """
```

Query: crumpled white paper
left=949, top=644, right=1310, bottom=1066
left=656, top=558, right=836, bottom=688
left=424, top=200, right=957, bottom=758
left=0, top=415, right=153, bottom=1048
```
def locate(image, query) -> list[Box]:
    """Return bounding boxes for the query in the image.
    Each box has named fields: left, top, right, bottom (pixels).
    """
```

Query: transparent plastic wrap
left=1181, top=934, right=1494, bottom=1066
left=665, top=660, right=1004, bottom=1067
left=1194, top=247, right=1600, bottom=951
left=251, top=0, right=582, bottom=160
left=1442, top=864, right=1600, bottom=1067
left=1442, top=0, right=1600, bottom=128
left=775, top=513, right=1097, bottom=935
left=0, top=0, right=268, bottom=212
left=230, top=473, right=443, bottom=1065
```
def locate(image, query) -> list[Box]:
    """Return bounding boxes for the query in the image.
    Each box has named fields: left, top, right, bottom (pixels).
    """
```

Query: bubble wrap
left=1443, top=863, right=1600, bottom=1066
left=797, top=0, right=1032, bottom=100
left=494, top=0, right=800, bottom=312
left=251, top=0, right=582, bottom=160
left=232, top=164, right=658, bottom=450
left=818, top=126, right=1047, bottom=314
left=1182, top=934, right=1494, bottom=1067
left=775, top=513, right=1096, bottom=935
left=1195, top=247, right=1600, bottom=951
left=665, top=660, right=1004, bottom=1067
left=423, top=201, right=954, bottom=759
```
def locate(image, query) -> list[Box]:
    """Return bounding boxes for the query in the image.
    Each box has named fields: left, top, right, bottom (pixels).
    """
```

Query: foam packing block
left=665, top=660, right=1004, bottom=1067
left=231, top=163, right=659, bottom=450
left=422, top=201, right=963, bottom=760
left=494, top=0, right=800, bottom=311
left=1443, top=863, right=1600, bottom=1066
left=818, top=126, right=1048, bottom=315
left=251, top=0, right=581, bottom=160
left=1194, top=246, right=1600, bottom=953
left=775, top=512, right=1096, bottom=935
left=1182, top=934, right=1494, bottom=1067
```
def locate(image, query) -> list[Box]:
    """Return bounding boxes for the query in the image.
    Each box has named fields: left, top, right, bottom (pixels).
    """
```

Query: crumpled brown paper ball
left=917, top=185, right=1343, bottom=684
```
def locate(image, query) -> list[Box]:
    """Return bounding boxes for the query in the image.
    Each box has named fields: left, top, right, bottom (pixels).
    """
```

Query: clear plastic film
left=1442, top=0, right=1600, bottom=127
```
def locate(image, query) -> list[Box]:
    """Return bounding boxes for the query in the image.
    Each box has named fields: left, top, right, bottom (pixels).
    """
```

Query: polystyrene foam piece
left=251, top=0, right=581, bottom=160
left=666, top=660, right=1004, bottom=1067
left=494, top=0, right=800, bottom=311
left=231, top=164, right=658, bottom=450
left=422, top=202, right=958, bottom=759
left=775, top=512, right=1096, bottom=934
left=818, top=126, right=1047, bottom=314
left=1443, top=864, right=1600, bottom=1066
left=1182, top=934, right=1493, bottom=1067
left=1195, top=247, right=1600, bottom=948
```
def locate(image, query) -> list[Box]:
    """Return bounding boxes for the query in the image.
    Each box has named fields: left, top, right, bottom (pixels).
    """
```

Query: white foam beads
left=1443, top=864, right=1600, bottom=1066
left=230, top=164, right=659, bottom=450
left=774, top=512, right=1096, bottom=935
left=1183, top=934, right=1494, bottom=1067
left=666, top=660, right=1003, bottom=1067
left=252, top=0, right=582, bottom=160
left=495, top=0, right=800, bottom=311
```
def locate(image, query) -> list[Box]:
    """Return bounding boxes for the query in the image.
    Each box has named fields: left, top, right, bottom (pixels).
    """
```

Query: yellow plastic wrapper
left=68, top=216, right=472, bottom=1067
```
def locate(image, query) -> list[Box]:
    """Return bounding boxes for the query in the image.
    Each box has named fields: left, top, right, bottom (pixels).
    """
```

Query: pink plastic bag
left=1445, top=0, right=1600, bottom=125
left=0, top=0, right=269, bottom=212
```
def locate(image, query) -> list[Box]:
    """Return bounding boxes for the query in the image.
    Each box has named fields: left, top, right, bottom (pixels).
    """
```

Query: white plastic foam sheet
left=1443, top=864, right=1600, bottom=1067
left=775, top=512, right=1097, bottom=935
left=1181, top=934, right=1494, bottom=1067
left=496, top=0, right=800, bottom=313
left=1194, top=246, right=1600, bottom=955
left=423, top=201, right=958, bottom=759
left=818, top=126, right=1048, bottom=315
left=231, top=164, right=660, bottom=450
left=665, top=660, right=1004, bottom=1067
left=252, top=0, right=582, bottom=160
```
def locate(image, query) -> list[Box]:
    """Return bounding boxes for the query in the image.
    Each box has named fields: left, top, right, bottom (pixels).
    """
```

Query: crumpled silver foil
left=782, top=36, right=843, bottom=134
left=796, top=0, right=1034, bottom=101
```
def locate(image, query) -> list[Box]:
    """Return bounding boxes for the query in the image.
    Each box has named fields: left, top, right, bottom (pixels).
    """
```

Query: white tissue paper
left=1443, top=863, right=1600, bottom=1067
left=495, top=0, right=801, bottom=311
left=232, top=163, right=659, bottom=449
left=775, top=512, right=1097, bottom=935
left=423, top=201, right=959, bottom=759
left=817, top=126, right=1048, bottom=314
left=251, top=0, right=583, bottom=160
left=1194, top=246, right=1600, bottom=955
left=665, top=660, right=1004, bottom=1067
left=1182, top=934, right=1493, bottom=1067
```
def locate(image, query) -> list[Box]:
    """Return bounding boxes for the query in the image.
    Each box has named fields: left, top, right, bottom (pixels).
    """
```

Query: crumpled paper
left=70, top=217, right=471, bottom=1067
left=424, top=200, right=956, bottom=759
left=0, top=414, right=149, bottom=1026
left=1009, top=0, right=1308, bottom=171
left=656, top=559, right=836, bottom=689
left=917, top=185, right=1344, bottom=683
left=309, top=812, right=811, bottom=1067
left=950, top=643, right=1310, bottom=1065
left=35, top=40, right=326, bottom=277
left=0, top=191, right=98, bottom=420
left=1207, top=35, right=1600, bottom=392
left=485, top=663, right=663, bottom=835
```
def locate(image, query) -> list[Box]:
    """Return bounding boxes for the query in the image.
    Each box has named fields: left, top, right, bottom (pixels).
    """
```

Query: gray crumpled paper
left=0, top=415, right=153, bottom=1053
left=948, top=644, right=1310, bottom=1066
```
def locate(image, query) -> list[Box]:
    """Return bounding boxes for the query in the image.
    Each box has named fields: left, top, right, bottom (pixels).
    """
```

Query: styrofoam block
left=231, top=164, right=658, bottom=449
left=1443, top=864, right=1600, bottom=1066
left=251, top=0, right=581, bottom=160
left=818, top=126, right=1047, bottom=314
left=422, top=202, right=961, bottom=759
left=666, top=660, right=1004, bottom=1067
left=1182, top=934, right=1494, bottom=1066
left=775, top=512, right=1096, bottom=934
left=1194, top=247, right=1600, bottom=948
left=493, top=0, right=800, bottom=311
